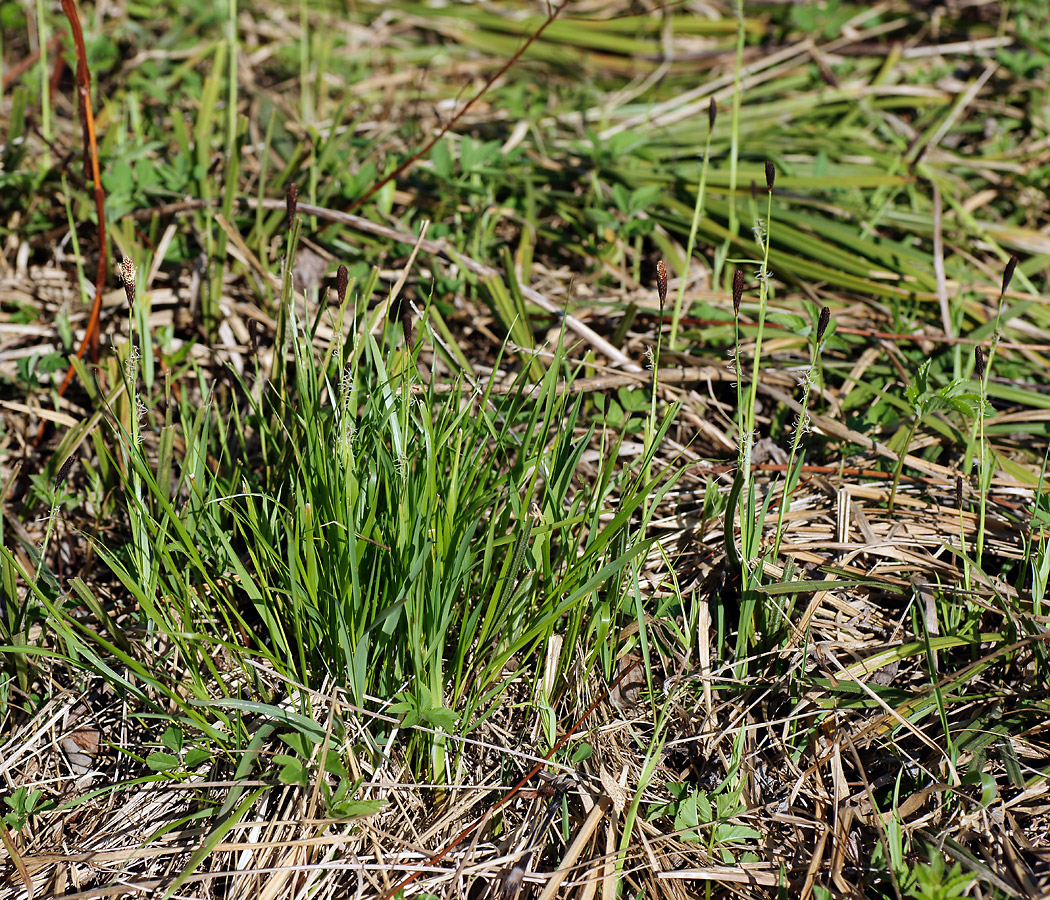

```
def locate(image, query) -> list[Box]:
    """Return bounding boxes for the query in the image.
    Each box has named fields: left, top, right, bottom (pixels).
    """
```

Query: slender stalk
left=969, top=258, right=1014, bottom=565
left=644, top=261, right=668, bottom=513
left=772, top=308, right=829, bottom=557
left=737, top=170, right=775, bottom=565
left=974, top=345, right=989, bottom=565
left=744, top=178, right=775, bottom=444
left=720, top=0, right=746, bottom=281
left=732, top=269, right=745, bottom=452
left=887, top=418, right=918, bottom=515
left=34, top=0, right=51, bottom=169
left=299, top=0, right=311, bottom=125
left=669, top=100, right=716, bottom=349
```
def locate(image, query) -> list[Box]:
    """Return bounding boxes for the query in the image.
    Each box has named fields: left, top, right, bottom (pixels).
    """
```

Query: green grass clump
left=11, top=257, right=674, bottom=786
left=4, top=1, right=1050, bottom=897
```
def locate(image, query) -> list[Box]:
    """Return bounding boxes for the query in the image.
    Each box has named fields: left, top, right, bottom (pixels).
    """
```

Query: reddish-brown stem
left=53, top=0, right=107, bottom=393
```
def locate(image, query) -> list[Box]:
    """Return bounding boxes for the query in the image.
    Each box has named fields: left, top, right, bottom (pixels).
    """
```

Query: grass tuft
left=2, top=2, right=1049, bottom=897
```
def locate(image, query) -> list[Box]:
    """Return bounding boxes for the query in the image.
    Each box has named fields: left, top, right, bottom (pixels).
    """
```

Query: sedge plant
left=771, top=305, right=831, bottom=558
left=966, top=257, right=1017, bottom=565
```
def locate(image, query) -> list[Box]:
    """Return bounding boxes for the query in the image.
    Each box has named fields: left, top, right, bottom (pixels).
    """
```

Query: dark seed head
left=337, top=264, right=349, bottom=303
left=765, top=160, right=775, bottom=192
left=1002, top=256, right=1018, bottom=296
left=708, top=97, right=717, bottom=131
left=732, top=269, right=744, bottom=317
left=656, top=260, right=668, bottom=309
left=54, top=454, right=75, bottom=488
left=119, top=257, right=136, bottom=308
left=248, top=318, right=260, bottom=355
left=400, top=298, right=415, bottom=349
left=286, top=182, right=298, bottom=230
left=817, top=305, right=831, bottom=343
left=955, top=475, right=963, bottom=509
left=974, top=344, right=986, bottom=380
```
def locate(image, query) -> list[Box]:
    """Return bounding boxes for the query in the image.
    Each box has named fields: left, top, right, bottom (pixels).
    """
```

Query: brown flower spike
left=400, top=299, right=415, bottom=349
left=55, top=454, right=75, bottom=488
left=974, top=345, right=986, bottom=381
left=656, top=260, right=668, bottom=309
left=119, top=257, right=136, bottom=307
left=765, top=160, right=775, bottom=192
left=337, top=264, right=349, bottom=304
left=708, top=97, right=717, bottom=131
left=1002, top=256, right=1018, bottom=296
left=286, top=182, right=298, bottom=231
left=817, top=306, right=831, bottom=343
left=732, top=269, right=744, bottom=317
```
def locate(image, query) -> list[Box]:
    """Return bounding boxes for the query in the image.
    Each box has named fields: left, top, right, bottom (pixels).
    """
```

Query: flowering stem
left=772, top=351, right=816, bottom=558
left=887, top=417, right=919, bottom=515
left=738, top=170, right=775, bottom=568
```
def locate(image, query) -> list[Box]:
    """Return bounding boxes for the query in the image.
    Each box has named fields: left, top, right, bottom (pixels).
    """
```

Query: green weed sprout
left=888, top=360, right=983, bottom=514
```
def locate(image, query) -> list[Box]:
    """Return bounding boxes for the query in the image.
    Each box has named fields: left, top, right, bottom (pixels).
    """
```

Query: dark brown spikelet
left=1002, top=256, right=1018, bottom=296
left=337, top=264, right=349, bottom=304
left=955, top=475, right=963, bottom=509
left=54, top=454, right=75, bottom=489
left=119, top=257, right=136, bottom=307
left=765, top=160, right=775, bottom=192
left=732, top=269, right=744, bottom=317
left=248, top=318, right=260, bottom=356
left=708, top=97, right=717, bottom=131
left=656, top=260, right=668, bottom=309
left=974, top=344, right=986, bottom=380
left=286, top=182, right=298, bottom=230
left=817, top=306, right=831, bottom=343
left=400, top=298, right=415, bottom=349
